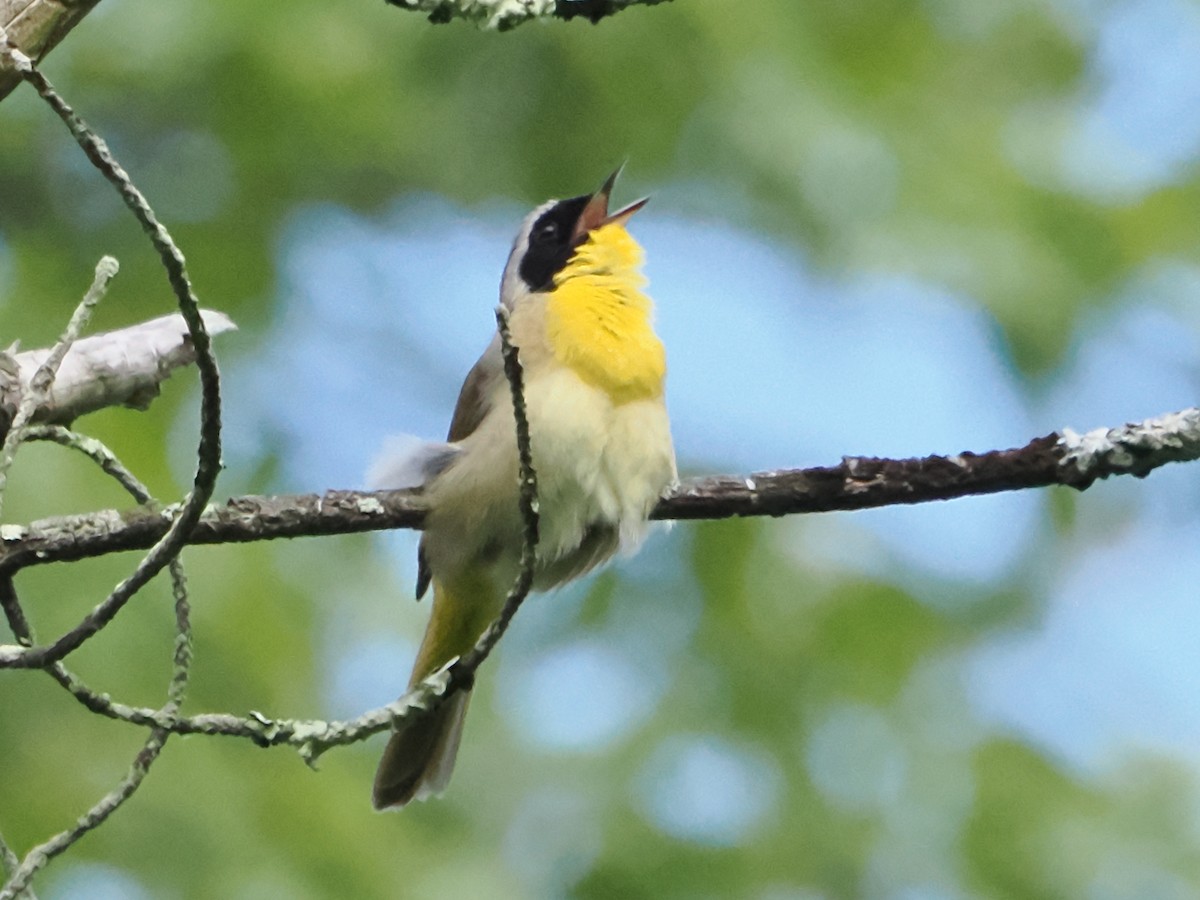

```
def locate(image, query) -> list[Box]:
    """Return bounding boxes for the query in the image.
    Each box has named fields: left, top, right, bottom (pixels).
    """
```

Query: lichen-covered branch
left=1058, top=408, right=1200, bottom=478
left=0, top=408, right=1197, bottom=605
left=9, top=408, right=1197, bottom=770
left=0, top=0, right=102, bottom=102
left=0, top=486, right=427, bottom=576
left=385, top=0, right=671, bottom=31
left=49, top=666, right=459, bottom=767
left=0, top=0, right=665, bottom=97
left=0, top=309, right=236, bottom=443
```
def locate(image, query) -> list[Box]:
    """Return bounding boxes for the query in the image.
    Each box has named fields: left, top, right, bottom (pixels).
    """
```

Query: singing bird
left=371, top=168, right=677, bottom=809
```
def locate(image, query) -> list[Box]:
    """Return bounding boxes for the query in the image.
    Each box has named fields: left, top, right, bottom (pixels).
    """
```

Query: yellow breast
left=543, top=223, right=666, bottom=404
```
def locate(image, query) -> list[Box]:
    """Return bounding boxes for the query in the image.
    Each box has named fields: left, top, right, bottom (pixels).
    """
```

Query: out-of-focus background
left=3, top=0, right=1200, bottom=896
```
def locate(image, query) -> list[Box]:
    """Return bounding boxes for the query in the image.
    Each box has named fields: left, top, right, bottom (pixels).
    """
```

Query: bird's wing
left=413, top=336, right=504, bottom=599
left=445, top=335, right=502, bottom=442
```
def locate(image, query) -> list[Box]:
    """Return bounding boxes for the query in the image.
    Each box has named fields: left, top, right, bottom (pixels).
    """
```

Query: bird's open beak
left=572, top=165, right=649, bottom=242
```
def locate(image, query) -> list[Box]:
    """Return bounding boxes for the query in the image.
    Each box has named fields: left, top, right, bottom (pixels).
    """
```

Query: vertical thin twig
left=0, top=428, right=193, bottom=899
left=0, top=256, right=117, bottom=519
left=0, top=574, right=33, bottom=647
left=0, top=577, right=33, bottom=899
left=454, top=305, right=540, bottom=675
left=0, top=766, right=34, bottom=899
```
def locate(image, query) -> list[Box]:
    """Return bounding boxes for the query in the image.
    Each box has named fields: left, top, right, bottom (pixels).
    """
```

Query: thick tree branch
left=0, top=0, right=101, bottom=102
left=0, top=309, right=236, bottom=443
left=1, top=408, right=1197, bottom=595
left=385, top=0, right=671, bottom=31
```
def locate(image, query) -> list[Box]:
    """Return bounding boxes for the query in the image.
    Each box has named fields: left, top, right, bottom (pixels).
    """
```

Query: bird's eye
left=533, top=221, right=560, bottom=244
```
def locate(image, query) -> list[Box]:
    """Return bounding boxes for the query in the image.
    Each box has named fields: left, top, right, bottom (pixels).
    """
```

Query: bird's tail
left=372, top=687, right=470, bottom=810
left=372, top=574, right=500, bottom=810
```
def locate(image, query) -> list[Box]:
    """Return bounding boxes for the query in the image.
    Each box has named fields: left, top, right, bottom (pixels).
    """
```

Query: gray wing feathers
left=446, top=337, right=502, bottom=442
left=413, top=338, right=504, bottom=599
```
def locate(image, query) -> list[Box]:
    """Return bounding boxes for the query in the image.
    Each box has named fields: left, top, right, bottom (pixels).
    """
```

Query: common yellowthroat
left=372, top=168, right=676, bottom=809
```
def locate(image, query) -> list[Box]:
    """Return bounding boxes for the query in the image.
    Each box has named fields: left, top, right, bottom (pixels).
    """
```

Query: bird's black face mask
left=517, top=194, right=591, bottom=292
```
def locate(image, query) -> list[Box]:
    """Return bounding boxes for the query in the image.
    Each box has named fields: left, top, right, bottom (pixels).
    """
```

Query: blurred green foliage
left=2, top=0, right=1199, bottom=898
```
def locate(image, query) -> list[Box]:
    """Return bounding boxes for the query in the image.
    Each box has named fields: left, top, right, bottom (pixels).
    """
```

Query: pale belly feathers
left=421, top=363, right=676, bottom=591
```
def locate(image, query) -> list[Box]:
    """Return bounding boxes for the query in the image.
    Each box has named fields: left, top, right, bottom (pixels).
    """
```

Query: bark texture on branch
left=3, top=407, right=1197, bottom=576
left=384, top=0, right=671, bottom=30
left=0, top=0, right=101, bottom=101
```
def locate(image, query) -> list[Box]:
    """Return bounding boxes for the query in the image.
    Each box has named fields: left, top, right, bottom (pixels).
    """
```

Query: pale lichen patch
left=355, top=497, right=386, bottom=515
left=1060, top=407, right=1200, bottom=476
left=0, top=524, right=27, bottom=541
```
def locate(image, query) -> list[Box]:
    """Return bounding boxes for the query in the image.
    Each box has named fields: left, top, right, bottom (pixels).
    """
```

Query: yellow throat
left=544, top=222, right=666, bottom=403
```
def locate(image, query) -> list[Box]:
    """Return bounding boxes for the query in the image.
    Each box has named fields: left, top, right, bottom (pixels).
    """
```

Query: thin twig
left=0, top=729, right=172, bottom=899
left=0, top=628, right=33, bottom=897
left=0, top=258, right=117, bottom=678
left=0, top=573, right=33, bottom=647
left=0, top=430, right=192, bottom=900
left=453, top=305, right=540, bottom=674
left=0, top=770, right=31, bottom=899
left=38, top=677, right=453, bottom=766
left=43, top=549, right=191, bottom=728
left=23, top=425, right=154, bottom=503
left=351, top=304, right=542, bottom=754
left=0, top=256, right=117, bottom=519
left=0, top=35, right=223, bottom=669
left=0, top=844, right=11, bottom=881
left=0, top=567, right=189, bottom=898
